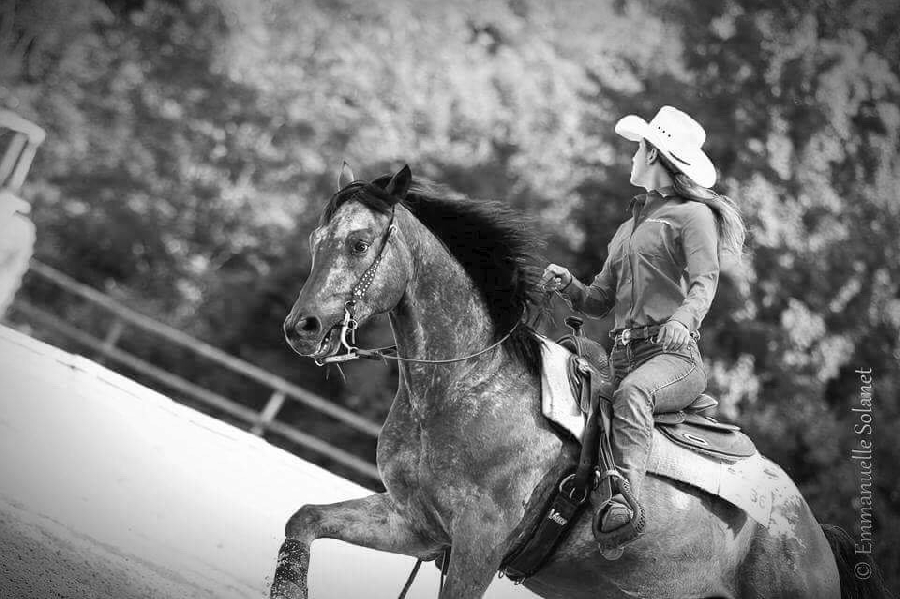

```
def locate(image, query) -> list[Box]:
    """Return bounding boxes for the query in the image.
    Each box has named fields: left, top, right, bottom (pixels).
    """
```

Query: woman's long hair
left=650, top=143, right=746, bottom=261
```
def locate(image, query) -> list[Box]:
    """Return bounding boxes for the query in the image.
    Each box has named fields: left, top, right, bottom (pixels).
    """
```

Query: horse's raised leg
left=269, top=493, right=437, bottom=599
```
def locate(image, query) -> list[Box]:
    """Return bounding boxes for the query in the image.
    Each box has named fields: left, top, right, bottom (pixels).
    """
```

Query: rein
left=348, top=324, right=520, bottom=365
left=397, top=549, right=450, bottom=599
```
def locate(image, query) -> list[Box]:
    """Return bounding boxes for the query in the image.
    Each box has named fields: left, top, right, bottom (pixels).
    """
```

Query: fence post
left=251, top=389, right=287, bottom=436
left=97, top=318, right=125, bottom=364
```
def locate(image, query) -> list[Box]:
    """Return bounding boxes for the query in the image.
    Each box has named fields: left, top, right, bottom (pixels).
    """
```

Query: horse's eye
left=351, top=240, right=370, bottom=254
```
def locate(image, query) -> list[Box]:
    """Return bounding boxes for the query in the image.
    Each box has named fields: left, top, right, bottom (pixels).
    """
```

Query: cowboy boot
left=600, top=382, right=654, bottom=532
left=598, top=493, right=633, bottom=532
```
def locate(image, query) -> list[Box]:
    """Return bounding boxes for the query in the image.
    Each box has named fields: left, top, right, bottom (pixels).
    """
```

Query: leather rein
left=315, top=201, right=522, bottom=366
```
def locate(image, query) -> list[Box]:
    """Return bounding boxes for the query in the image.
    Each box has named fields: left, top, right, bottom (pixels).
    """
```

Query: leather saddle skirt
left=655, top=410, right=755, bottom=460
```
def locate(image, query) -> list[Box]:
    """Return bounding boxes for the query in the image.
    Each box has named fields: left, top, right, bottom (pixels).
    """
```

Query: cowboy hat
left=614, top=106, right=717, bottom=188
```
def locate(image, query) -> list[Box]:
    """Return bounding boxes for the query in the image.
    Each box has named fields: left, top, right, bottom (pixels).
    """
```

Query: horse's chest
left=378, top=414, right=476, bottom=529
left=378, top=383, right=543, bottom=536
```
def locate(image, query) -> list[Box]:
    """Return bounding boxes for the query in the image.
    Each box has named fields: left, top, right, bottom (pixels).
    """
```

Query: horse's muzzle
left=284, top=313, right=343, bottom=358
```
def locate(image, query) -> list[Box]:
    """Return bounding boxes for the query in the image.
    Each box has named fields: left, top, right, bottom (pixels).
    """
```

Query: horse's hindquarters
left=738, top=511, right=840, bottom=598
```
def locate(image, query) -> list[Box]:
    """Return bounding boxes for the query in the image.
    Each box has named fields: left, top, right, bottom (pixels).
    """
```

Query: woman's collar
left=629, top=186, right=677, bottom=213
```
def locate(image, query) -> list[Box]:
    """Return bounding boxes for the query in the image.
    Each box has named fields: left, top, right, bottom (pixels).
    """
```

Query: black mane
left=322, top=176, right=547, bottom=374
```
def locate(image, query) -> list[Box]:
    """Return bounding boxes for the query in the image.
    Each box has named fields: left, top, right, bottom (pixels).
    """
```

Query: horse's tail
left=821, top=524, right=893, bottom=599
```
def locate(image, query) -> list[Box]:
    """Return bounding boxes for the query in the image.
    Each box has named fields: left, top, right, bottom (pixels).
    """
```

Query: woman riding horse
left=271, top=156, right=877, bottom=597
left=541, top=106, right=746, bottom=536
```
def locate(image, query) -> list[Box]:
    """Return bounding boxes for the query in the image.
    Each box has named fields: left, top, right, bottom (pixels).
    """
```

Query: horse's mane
left=321, top=176, right=547, bottom=375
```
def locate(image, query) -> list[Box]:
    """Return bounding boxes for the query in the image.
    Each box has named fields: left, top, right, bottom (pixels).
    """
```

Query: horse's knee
left=285, top=505, right=321, bottom=538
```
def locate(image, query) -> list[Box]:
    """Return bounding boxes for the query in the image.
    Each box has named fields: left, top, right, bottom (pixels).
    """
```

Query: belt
left=608, top=325, right=662, bottom=346
left=608, top=324, right=701, bottom=346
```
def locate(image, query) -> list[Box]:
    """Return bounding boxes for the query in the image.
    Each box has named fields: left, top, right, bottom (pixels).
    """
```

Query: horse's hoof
left=270, top=580, right=307, bottom=599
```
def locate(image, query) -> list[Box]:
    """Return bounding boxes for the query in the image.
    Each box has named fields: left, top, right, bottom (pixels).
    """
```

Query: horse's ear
left=337, top=161, right=355, bottom=191
left=385, top=164, right=411, bottom=200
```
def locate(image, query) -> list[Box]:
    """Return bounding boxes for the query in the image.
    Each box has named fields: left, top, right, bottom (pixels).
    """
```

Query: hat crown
left=648, top=106, right=706, bottom=149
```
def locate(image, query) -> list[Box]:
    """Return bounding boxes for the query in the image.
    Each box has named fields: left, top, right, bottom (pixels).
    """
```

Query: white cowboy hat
left=614, top=106, right=717, bottom=188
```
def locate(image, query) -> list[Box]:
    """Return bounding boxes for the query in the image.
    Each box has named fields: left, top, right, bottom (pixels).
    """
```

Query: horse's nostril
left=298, top=316, right=320, bottom=333
left=284, top=314, right=321, bottom=340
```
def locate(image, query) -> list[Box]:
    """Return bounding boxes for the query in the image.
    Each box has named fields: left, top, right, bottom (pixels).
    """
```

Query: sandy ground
left=0, top=496, right=229, bottom=599
left=0, top=326, right=535, bottom=599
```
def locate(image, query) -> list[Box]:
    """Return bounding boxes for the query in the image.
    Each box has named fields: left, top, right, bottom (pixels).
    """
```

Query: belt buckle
left=618, top=328, right=632, bottom=346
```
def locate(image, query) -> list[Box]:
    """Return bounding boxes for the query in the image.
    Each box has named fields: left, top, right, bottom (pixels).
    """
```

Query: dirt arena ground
left=0, top=326, right=533, bottom=599
left=0, top=496, right=228, bottom=599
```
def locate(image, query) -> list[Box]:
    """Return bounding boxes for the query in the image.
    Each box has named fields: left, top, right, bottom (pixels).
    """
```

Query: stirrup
left=591, top=479, right=646, bottom=550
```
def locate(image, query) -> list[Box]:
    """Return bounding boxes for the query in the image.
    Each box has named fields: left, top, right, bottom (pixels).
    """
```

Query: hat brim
left=614, top=115, right=717, bottom=188
left=614, top=115, right=649, bottom=143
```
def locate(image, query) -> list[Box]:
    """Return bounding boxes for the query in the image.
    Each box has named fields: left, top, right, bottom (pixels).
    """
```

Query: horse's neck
left=388, top=213, right=503, bottom=399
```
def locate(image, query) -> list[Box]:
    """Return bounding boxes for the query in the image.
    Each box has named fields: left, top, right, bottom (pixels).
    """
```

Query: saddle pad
left=647, top=432, right=799, bottom=527
left=656, top=419, right=756, bottom=460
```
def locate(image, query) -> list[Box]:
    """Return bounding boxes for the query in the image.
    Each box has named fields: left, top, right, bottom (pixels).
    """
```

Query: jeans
left=608, top=337, right=706, bottom=501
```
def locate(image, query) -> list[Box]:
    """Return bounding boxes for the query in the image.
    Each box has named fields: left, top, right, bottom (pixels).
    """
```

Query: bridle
left=314, top=186, right=396, bottom=366
left=314, top=184, right=523, bottom=366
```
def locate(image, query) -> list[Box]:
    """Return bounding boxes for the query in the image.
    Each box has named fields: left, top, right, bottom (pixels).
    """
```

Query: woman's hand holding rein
left=540, top=264, right=574, bottom=292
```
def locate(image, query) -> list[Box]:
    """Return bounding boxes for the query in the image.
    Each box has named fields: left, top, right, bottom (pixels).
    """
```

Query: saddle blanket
left=538, top=336, right=800, bottom=527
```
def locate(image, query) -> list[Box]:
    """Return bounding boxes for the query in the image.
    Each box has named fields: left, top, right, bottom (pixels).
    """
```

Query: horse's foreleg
left=269, top=492, right=436, bottom=599
left=438, top=513, right=510, bottom=599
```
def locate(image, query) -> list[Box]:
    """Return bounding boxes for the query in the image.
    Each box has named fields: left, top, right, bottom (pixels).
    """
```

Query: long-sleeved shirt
left=560, top=188, right=719, bottom=331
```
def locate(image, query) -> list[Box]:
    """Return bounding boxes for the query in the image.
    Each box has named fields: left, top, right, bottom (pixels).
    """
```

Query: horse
left=271, top=164, right=886, bottom=599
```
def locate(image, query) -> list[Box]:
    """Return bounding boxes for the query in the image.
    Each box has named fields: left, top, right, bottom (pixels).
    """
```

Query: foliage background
left=2, top=0, right=898, bottom=587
